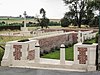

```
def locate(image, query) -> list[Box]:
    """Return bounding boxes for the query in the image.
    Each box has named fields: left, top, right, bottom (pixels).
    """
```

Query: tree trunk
left=78, top=23, right=81, bottom=28
left=78, top=13, right=82, bottom=28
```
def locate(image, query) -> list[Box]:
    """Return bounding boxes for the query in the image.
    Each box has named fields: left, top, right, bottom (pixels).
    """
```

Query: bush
left=60, top=18, right=71, bottom=27
left=0, top=48, right=4, bottom=64
left=0, top=26, right=21, bottom=31
left=43, top=50, right=49, bottom=54
left=40, top=51, right=44, bottom=56
left=95, top=33, right=98, bottom=43
left=49, top=21, right=60, bottom=26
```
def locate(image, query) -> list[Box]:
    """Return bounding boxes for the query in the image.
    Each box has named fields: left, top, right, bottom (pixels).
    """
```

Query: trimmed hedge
left=0, top=26, right=21, bottom=31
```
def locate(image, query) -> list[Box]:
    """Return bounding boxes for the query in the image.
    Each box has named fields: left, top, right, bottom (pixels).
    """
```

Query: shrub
left=95, top=33, right=98, bottom=43
left=0, top=48, right=4, bottom=64
left=43, top=50, right=49, bottom=54
left=60, top=18, right=71, bottom=27
left=40, top=51, right=44, bottom=56
left=49, top=21, right=60, bottom=26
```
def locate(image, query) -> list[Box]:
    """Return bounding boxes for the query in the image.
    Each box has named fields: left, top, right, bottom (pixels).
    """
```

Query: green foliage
left=40, top=18, right=49, bottom=28
left=42, top=50, right=60, bottom=60
left=49, top=21, right=60, bottom=26
left=61, top=18, right=71, bottom=27
left=63, top=0, right=96, bottom=28
left=0, top=21, right=6, bottom=26
left=84, top=38, right=96, bottom=44
left=41, top=47, right=73, bottom=61
left=9, top=23, right=23, bottom=26
left=0, top=48, right=4, bottom=64
left=89, top=16, right=99, bottom=27
left=95, top=33, right=98, bottom=43
left=34, top=8, right=50, bottom=28
left=40, top=8, right=46, bottom=18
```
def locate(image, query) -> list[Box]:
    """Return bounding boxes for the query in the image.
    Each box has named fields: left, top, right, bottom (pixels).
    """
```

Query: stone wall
left=71, top=33, right=78, bottom=44
left=38, top=33, right=75, bottom=53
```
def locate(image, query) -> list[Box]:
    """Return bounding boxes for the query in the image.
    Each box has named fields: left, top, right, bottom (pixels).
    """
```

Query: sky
left=0, top=0, right=67, bottom=19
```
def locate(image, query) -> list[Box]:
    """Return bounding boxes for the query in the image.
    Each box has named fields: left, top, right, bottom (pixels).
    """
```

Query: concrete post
left=82, top=32, right=84, bottom=43
left=35, top=42, right=40, bottom=63
left=60, top=44, right=65, bottom=64
left=78, top=31, right=81, bottom=43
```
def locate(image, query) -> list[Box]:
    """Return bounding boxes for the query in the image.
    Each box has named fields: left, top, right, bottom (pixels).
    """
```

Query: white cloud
left=0, top=0, right=67, bottom=19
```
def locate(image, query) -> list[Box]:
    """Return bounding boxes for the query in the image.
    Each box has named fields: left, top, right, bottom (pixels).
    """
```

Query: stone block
left=87, top=65, right=96, bottom=71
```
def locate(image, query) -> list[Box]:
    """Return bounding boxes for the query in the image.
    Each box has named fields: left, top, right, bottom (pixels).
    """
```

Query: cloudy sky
left=0, top=0, right=67, bottom=19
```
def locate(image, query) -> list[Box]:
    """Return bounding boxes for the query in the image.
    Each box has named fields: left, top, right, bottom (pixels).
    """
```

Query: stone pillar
left=77, top=31, right=81, bottom=43
left=60, top=44, right=65, bottom=64
left=1, top=43, right=12, bottom=66
left=82, top=32, right=84, bottom=43
left=35, top=42, right=40, bottom=63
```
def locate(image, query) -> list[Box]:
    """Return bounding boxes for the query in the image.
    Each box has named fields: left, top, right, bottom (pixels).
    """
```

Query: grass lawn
left=84, top=38, right=96, bottom=43
left=41, top=38, right=96, bottom=61
left=41, top=47, right=73, bottom=61
left=0, top=36, right=32, bottom=43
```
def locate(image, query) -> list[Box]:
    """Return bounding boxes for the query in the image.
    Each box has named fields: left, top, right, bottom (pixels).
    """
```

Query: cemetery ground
left=0, top=27, right=99, bottom=75
left=0, top=27, right=97, bottom=61
left=0, top=35, right=96, bottom=64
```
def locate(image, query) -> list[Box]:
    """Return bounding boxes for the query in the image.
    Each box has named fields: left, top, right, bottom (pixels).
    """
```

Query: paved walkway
left=0, top=67, right=100, bottom=75
left=11, top=58, right=85, bottom=72
left=29, top=58, right=74, bottom=65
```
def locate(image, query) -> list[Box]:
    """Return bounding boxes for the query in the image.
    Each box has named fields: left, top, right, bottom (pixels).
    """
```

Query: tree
left=40, top=8, right=46, bottom=18
left=63, top=0, right=95, bottom=28
left=34, top=8, right=49, bottom=29
left=39, top=8, right=49, bottom=28
left=61, top=17, right=71, bottom=27
left=40, top=18, right=49, bottom=28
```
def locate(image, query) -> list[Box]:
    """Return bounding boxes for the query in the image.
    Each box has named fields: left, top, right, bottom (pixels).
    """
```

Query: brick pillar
left=35, top=42, right=40, bottom=63
left=60, top=44, right=65, bottom=64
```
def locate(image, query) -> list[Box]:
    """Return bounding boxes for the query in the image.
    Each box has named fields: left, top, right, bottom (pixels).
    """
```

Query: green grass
left=41, top=47, right=73, bottom=61
left=84, top=38, right=96, bottom=43
left=0, top=36, right=32, bottom=43
left=0, top=17, right=35, bottom=23
left=41, top=38, right=96, bottom=61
